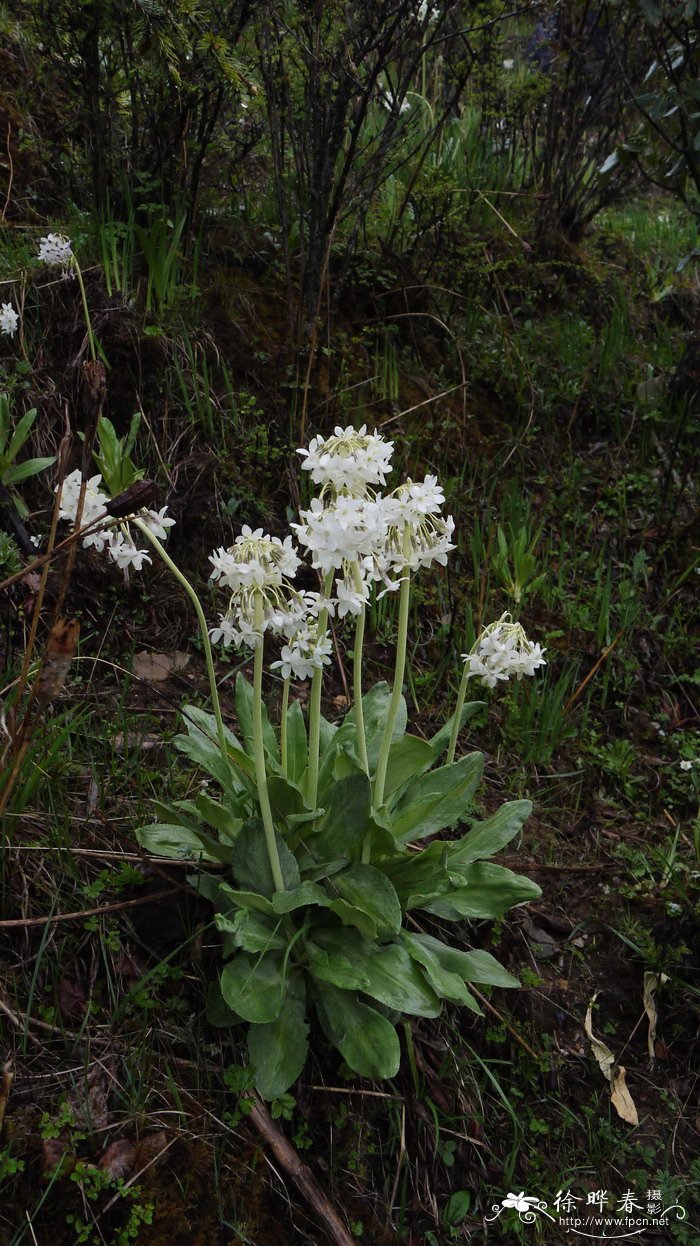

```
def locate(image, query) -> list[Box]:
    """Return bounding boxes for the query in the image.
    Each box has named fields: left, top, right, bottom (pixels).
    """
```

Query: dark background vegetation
left=0, top=0, right=698, bottom=1242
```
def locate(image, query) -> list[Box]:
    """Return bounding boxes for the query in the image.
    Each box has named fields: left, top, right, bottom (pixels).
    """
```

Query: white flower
left=107, top=532, right=152, bottom=571
left=679, top=759, right=693, bottom=771
left=140, top=506, right=176, bottom=541
left=0, top=302, right=19, bottom=337
left=292, top=495, right=390, bottom=576
left=297, top=425, right=394, bottom=495
left=379, top=477, right=456, bottom=575
left=335, top=575, right=369, bottom=618
left=38, top=233, right=73, bottom=266
left=57, top=468, right=174, bottom=571
left=502, top=58, right=515, bottom=69
left=464, top=615, right=546, bottom=688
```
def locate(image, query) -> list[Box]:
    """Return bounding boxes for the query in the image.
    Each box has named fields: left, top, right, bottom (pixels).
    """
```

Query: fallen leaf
left=35, top=618, right=80, bottom=706
left=643, top=971, right=668, bottom=1061
left=133, top=651, right=190, bottom=682
left=56, top=978, right=88, bottom=1018
left=584, top=995, right=614, bottom=1081
left=67, top=1061, right=116, bottom=1131
left=611, top=1066, right=639, bottom=1126
left=42, top=1135, right=75, bottom=1174
left=136, top=1129, right=169, bottom=1167
left=99, top=1139, right=138, bottom=1179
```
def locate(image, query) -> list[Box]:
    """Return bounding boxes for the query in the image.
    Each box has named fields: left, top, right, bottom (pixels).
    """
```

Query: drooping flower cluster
left=38, top=234, right=73, bottom=267
left=209, top=527, right=331, bottom=678
left=463, top=615, right=547, bottom=688
left=58, top=469, right=175, bottom=571
left=0, top=302, right=19, bottom=337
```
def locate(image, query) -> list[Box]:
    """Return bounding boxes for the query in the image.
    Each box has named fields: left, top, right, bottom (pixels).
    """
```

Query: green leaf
left=382, top=734, right=435, bottom=799
left=177, top=705, right=254, bottom=792
left=316, top=986, right=400, bottom=1079
left=136, top=822, right=227, bottom=861
left=405, top=932, right=519, bottom=989
left=332, top=863, right=402, bottom=937
left=267, top=774, right=311, bottom=825
left=7, top=409, right=37, bottom=460
left=193, top=791, right=242, bottom=840
left=390, top=752, right=484, bottom=842
left=382, top=842, right=454, bottom=910
left=310, top=929, right=440, bottom=1017
left=357, top=682, right=407, bottom=770
left=248, top=974, right=309, bottom=1099
left=308, top=772, right=372, bottom=860
left=286, top=698, right=308, bottom=784
left=423, top=863, right=541, bottom=920
left=4, top=457, right=56, bottom=485
left=220, top=952, right=287, bottom=1023
left=215, top=909, right=287, bottom=953
left=231, top=820, right=300, bottom=897
left=206, top=979, right=242, bottom=1028
left=216, top=883, right=275, bottom=916
left=403, top=932, right=481, bottom=1010
left=235, top=673, right=279, bottom=764
left=272, top=881, right=332, bottom=914
left=446, top=800, right=532, bottom=871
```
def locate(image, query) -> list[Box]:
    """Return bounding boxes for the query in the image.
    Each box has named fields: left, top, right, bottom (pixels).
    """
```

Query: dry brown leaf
left=643, top=971, right=668, bottom=1061
left=611, top=1066, right=639, bottom=1125
left=99, top=1139, right=138, bottom=1179
left=136, top=1129, right=169, bottom=1167
left=584, top=995, right=614, bottom=1082
left=56, top=978, right=88, bottom=1018
left=35, top=618, right=80, bottom=706
left=133, top=650, right=190, bottom=681
left=67, top=1061, right=115, bottom=1131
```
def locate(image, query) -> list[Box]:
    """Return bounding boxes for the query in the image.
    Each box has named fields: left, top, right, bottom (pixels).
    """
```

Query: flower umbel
left=37, top=233, right=73, bottom=267
left=464, top=614, right=547, bottom=688
left=297, top=424, right=394, bottom=495
left=57, top=468, right=174, bottom=571
left=0, top=303, right=19, bottom=337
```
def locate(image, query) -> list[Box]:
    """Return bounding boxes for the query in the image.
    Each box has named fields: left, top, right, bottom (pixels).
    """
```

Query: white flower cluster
left=0, top=302, right=19, bottom=337
left=58, top=469, right=175, bottom=571
left=38, top=234, right=73, bottom=267
left=464, top=616, right=546, bottom=688
left=210, top=427, right=456, bottom=678
left=298, top=424, right=394, bottom=493
left=209, top=527, right=331, bottom=678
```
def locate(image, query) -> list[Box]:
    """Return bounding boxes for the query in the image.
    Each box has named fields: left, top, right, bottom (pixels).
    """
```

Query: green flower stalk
left=372, top=528, right=412, bottom=813
left=253, top=593, right=285, bottom=893
left=133, top=518, right=230, bottom=773
left=351, top=561, right=369, bottom=776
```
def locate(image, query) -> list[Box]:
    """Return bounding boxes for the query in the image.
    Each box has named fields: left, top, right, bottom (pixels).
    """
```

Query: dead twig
left=0, top=887, right=179, bottom=929
left=245, top=1092, right=356, bottom=1246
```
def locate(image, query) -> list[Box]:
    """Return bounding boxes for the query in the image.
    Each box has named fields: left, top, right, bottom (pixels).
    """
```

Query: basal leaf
left=316, top=986, right=400, bottom=1079
left=382, top=734, right=435, bottom=800
left=402, top=932, right=481, bottom=1011
left=220, top=952, right=287, bottom=1023
left=235, top=673, right=279, bottom=764
left=206, top=979, right=242, bottom=1028
left=427, top=701, right=484, bottom=764
left=422, top=862, right=541, bottom=920
left=215, top=909, right=287, bottom=954
left=231, top=820, right=301, bottom=897
left=308, top=772, right=372, bottom=860
left=331, top=863, right=402, bottom=937
left=447, top=800, right=532, bottom=870
left=405, top=932, right=519, bottom=989
left=136, top=822, right=229, bottom=862
left=391, top=752, right=484, bottom=843
left=248, top=974, right=309, bottom=1099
